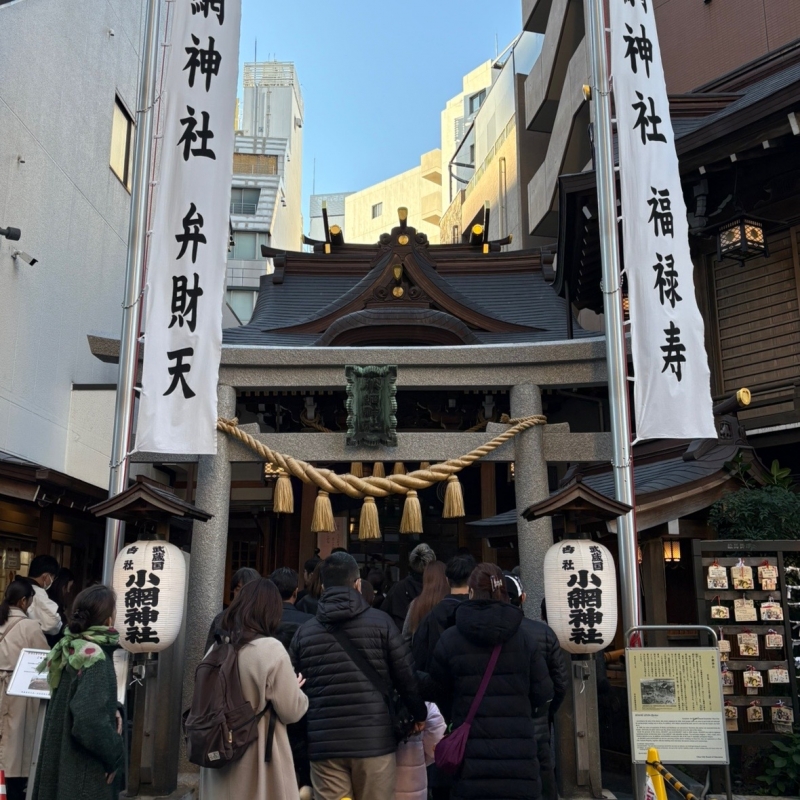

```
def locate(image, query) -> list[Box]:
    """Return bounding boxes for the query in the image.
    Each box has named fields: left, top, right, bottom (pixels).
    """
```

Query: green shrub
left=708, top=486, right=800, bottom=541
left=756, top=735, right=800, bottom=796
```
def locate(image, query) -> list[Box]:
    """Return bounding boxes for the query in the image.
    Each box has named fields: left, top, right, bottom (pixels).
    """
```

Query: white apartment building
left=0, top=0, right=146, bottom=583
left=441, top=61, right=496, bottom=208
left=344, top=150, right=443, bottom=244
left=227, top=62, right=304, bottom=324
left=441, top=33, right=544, bottom=249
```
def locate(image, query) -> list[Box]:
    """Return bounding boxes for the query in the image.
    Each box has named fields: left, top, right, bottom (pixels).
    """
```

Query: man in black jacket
left=290, top=552, right=427, bottom=800
left=412, top=553, right=475, bottom=675
left=505, top=573, right=568, bottom=800
left=269, top=567, right=314, bottom=649
left=380, top=542, right=436, bottom=628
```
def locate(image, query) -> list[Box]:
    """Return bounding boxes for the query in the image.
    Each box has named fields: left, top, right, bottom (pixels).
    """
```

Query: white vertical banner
left=610, top=0, right=716, bottom=440
left=136, top=0, right=240, bottom=454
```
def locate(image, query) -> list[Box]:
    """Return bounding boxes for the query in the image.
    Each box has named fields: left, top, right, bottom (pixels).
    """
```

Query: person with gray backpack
left=186, top=578, right=308, bottom=800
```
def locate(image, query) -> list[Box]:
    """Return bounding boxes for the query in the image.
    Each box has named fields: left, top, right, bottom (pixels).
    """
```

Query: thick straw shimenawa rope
left=216, top=413, right=546, bottom=500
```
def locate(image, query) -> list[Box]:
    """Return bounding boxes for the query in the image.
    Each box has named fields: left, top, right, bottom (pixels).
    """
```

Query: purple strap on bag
left=434, top=643, right=502, bottom=775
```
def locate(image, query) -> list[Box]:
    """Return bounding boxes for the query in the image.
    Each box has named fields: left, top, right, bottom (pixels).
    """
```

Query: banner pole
left=586, top=0, right=644, bottom=795
left=585, top=0, right=641, bottom=639
left=103, top=0, right=163, bottom=583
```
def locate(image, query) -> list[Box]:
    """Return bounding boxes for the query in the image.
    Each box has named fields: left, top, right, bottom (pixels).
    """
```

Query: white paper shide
left=136, top=0, right=241, bottom=454
left=610, top=0, right=716, bottom=440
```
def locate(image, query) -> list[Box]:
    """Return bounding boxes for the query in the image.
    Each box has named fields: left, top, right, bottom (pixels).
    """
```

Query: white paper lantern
left=112, top=540, right=186, bottom=654
left=544, top=539, right=618, bottom=655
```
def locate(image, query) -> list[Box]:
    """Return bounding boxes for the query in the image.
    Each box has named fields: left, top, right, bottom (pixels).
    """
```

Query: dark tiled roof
left=682, top=62, right=800, bottom=134
left=222, top=252, right=596, bottom=346
left=468, top=443, right=739, bottom=529
left=580, top=444, right=738, bottom=498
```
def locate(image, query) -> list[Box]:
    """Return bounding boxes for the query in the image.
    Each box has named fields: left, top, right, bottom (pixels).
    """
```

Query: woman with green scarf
left=32, top=585, right=124, bottom=800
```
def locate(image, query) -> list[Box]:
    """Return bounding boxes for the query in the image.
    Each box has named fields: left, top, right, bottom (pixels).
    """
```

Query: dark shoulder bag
left=435, top=643, right=502, bottom=775
left=328, top=627, right=416, bottom=744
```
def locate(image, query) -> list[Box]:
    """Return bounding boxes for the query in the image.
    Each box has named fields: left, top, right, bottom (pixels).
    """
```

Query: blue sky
left=239, top=0, right=523, bottom=227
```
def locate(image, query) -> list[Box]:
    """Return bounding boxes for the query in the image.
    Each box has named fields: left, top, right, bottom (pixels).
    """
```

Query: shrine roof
left=223, top=226, right=598, bottom=348
left=469, top=439, right=751, bottom=535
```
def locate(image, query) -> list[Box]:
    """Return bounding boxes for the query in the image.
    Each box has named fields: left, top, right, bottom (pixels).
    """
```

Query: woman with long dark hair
left=295, top=562, right=322, bottom=616
left=404, top=561, right=449, bottom=639
left=0, top=580, right=49, bottom=800
left=429, top=563, right=553, bottom=800
left=33, top=585, right=124, bottom=800
left=200, top=578, right=309, bottom=800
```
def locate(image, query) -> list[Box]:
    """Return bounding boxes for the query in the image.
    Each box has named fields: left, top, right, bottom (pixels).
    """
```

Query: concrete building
left=440, top=33, right=544, bottom=249
left=309, top=193, right=351, bottom=242
left=441, top=61, right=496, bottom=208
left=343, top=150, right=443, bottom=245
left=227, top=62, right=304, bottom=324
left=0, top=0, right=146, bottom=587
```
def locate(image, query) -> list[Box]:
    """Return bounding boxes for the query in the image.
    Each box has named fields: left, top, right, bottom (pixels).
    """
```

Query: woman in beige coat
left=0, top=579, right=49, bottom=800
left=200, top=578, right=309, bottom=800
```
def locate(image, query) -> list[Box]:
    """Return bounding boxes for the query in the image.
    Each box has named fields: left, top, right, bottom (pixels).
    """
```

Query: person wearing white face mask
left=25, top=555, right=62, bottom=637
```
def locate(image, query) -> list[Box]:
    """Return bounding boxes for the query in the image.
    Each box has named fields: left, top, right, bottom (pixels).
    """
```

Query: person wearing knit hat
left=380, top=544, right=436, bottom=630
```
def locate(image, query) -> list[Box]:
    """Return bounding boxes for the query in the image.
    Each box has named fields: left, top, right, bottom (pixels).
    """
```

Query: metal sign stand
left=24, top=699, right=47, bottom=800
left=626, top=625, right=733, bottom=800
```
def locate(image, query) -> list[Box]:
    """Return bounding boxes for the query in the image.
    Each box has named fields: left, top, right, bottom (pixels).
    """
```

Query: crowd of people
left=0, top=545, right=568, bottom=800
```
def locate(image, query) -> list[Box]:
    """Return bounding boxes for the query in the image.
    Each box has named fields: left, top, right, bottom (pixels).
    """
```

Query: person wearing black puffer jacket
left=290, top=552, right=428, bottom=800
left=505, top=573, right=568, bottom=800
left=430, top=563, right=554, bottom=800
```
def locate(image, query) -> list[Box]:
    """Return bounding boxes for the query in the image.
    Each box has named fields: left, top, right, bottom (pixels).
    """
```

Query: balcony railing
left=230, top=202, right=258, bottom=215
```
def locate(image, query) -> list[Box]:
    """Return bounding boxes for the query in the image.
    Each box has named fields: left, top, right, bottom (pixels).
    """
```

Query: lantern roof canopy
left=89, top=475, right=213, bottom=524
left=521, top=478, right=632, bottom=523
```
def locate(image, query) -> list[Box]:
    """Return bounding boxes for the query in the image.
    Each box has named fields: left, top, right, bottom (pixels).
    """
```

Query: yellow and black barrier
left=646, top=747, right=698, bottom=800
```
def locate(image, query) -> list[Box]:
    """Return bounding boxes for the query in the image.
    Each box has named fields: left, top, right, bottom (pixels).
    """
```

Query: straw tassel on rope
left=359, top=496, right=381, bottom=540
left=311, top=490, right=335, bottom=533
left=393, top=462, right=406, bottom=475
left=372, top=462, right=385, bottom=478
left=350, top=462, right=364, bottom=478
left=443, top=474, right=465, bottom=519
left=400, top=490, right=423, bottom=534
left=272, top=471, right=294, bottom=514
left=420, top=462, right=431, bottom=471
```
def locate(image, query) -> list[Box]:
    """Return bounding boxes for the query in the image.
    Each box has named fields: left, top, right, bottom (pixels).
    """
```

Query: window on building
left=232, top=153, right=278, bottom=175
left=110, top=97, right=134, bottom=191
left=230, top=187, right=261, bottom=215
left=372, top=202, right=383, bottom=219
left=469, top=90, right=486, bottom=115
left=226, top=289, right=257, bottom=324
left=231, top=231, right=258, bottom=260
left=452, top=225, right=461, bottom=244
left=469, top=144, right=476, bottom=165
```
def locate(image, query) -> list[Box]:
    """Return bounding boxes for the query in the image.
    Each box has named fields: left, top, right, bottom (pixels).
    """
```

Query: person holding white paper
left=0, top=579, right=48, bottom=800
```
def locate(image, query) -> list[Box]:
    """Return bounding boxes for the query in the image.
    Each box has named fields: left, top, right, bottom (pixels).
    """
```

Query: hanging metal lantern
left=113, top=540, right=186, bottom=654
left=716, top=216, right=768, bottom=265
left=543, top=539, right=618, bottom=655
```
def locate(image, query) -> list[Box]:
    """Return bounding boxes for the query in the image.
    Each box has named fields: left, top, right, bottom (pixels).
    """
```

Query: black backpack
left=183, top=638, right=276, bottom=769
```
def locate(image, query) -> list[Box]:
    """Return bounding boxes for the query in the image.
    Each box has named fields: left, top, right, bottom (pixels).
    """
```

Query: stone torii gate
left=133, top=338, right=612, bottom=715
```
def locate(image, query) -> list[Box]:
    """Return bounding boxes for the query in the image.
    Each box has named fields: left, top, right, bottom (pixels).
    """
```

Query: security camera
left=0, top=226, right=21, bottom=241
left=12, top=251, right=38, bottom=266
